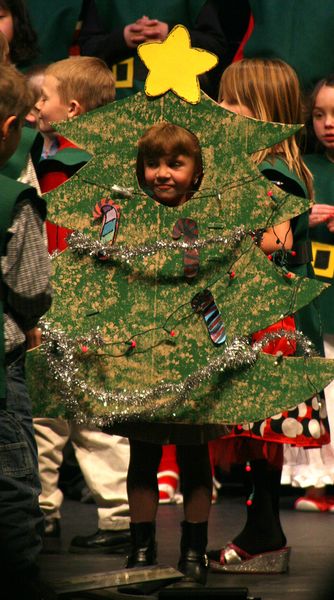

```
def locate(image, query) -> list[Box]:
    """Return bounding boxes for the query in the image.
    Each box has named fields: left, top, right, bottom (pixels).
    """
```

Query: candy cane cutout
left=191, top=288, right=226, bottom=345
left=172, top=218, right=199, bottom=279
left=93, top=198, right=120, bottom=245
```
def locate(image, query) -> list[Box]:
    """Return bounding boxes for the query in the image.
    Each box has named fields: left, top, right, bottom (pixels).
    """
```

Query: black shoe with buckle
left=69, top=528, right=131, bottom=554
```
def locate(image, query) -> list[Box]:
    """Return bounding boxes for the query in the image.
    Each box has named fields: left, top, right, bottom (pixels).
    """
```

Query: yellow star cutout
left=138, top=24, right=218, bottom=104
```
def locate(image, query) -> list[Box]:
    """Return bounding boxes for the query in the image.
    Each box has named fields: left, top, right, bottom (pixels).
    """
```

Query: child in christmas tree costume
left=33, top=56, right=132, bottom=555
left=208, top=57, right=327, bottom=573
left=283, top=75, right=334, bottom=511
left=110, top=121, right=213, bottom=586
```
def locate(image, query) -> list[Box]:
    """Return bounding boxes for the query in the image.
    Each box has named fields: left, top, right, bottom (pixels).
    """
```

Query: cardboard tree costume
left=27, top=26, right=334, bottom=431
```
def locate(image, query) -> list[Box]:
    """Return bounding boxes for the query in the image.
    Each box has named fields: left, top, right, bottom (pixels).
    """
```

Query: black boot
left=126, top=521, right=157, bottom=568
left=177, top=521, right=208, bottom=585
left=232, top=460, right=287, bottom=555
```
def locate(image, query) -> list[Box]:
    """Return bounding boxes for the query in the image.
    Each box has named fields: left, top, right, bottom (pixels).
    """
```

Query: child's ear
left=68, top=99, right=82, bottom=119
left=193, top=170, right=203, bottom=186
left=1, top=115, right=17, bottom=140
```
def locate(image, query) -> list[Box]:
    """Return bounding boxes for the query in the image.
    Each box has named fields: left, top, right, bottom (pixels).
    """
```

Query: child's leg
left=176, top=443, right=212, bottom=585
left=127, top=439, right=162, bottom=522
left=208, top=449, right=287, bottom=569
left=33, top=416, right=70, bottom=536
left=69, top=426, right=130, bottom=553
left=177, top=443, right=212, bottom=521
left=232, top=457, right=286, bottom=555
left=126, top=439, right=162, bottom=568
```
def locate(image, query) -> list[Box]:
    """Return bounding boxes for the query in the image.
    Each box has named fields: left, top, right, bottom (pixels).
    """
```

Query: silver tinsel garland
left=66, top=226, right=248, bottom=261
left=38, top=321, right=316, bottom=426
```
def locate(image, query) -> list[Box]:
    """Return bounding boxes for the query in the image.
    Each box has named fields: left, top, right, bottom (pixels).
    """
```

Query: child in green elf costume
left=208, top=57, right=325, bottom=574
left=0, top=0, right=39, bottom=69
left=78, top=0, right=227, bottom=99
left=35, top=55, right=111, bottom=251
left=33, top=55, right=134, bottom=557
left=0, top=62, right=53, bottom=598
left=283, top=75, right=334, bottom=511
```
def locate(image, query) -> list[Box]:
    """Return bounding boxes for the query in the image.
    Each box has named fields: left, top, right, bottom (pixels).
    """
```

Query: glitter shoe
left=208, top=542, right=291, bottom=574
left=294, top=497, right=328, bottom=512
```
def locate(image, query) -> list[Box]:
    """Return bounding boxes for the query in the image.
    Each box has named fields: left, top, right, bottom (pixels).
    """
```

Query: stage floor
left=39, top=488, right=334, bottom=600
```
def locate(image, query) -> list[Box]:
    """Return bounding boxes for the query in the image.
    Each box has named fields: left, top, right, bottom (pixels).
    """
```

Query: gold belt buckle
left=112, top=57, right=134, bottom=88
left=312, top=240, right=334, bottom=279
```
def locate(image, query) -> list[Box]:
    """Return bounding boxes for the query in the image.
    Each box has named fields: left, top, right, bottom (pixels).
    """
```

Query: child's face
left=312, top=85, right=334, bottom=152
left=143, top=153, right=198, bottom=206
left=35, top=74, right=70, bottom=135
left=25, top=73, right=44, bottom=128
left=220, top=99, right=255, bottom=118
left=0, top=7, right=14, bottom=43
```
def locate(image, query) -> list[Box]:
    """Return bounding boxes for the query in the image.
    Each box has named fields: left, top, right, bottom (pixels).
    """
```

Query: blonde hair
left=45, top=56, right=115, bottom=112
left=136, top=122, right=203, bottom=188
left=0, top=63, right=34, bottom=124
left=219, top=58, right=313, bottom=197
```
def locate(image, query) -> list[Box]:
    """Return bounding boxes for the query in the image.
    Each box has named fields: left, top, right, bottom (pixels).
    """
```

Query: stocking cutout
left=172, top=218, right=199, bottom=279
left=191, top=288, right=226, bottom=345
left=93, top=198, right=120, bottom=244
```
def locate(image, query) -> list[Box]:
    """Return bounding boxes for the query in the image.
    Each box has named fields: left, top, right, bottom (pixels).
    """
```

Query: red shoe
left=208, top=542, right=291, bottom=574
left=294, top=496, right=328, bottom=512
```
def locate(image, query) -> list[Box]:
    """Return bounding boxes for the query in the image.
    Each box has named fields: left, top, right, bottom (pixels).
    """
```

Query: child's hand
left=139, top=20, right=169, bottom=42
left=25, top=327, right=42, bottom=350
left=326, top=217, right=334, bottom=233
left=124, top=17, right=168, bottom=47
left=309, top=204, right=334, bottom=227
left=124, top=21, right=147, bottom=48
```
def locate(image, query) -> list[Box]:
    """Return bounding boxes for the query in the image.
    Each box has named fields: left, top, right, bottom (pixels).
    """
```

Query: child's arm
left=259, top=221, right=293, bottom=255
left=25, top=327, right=42, bottom=350
left=1, top=201, right=52, bottom=345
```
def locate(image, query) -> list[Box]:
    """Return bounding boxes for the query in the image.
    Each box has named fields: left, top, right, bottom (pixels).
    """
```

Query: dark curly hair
left=0, top=0, right=39, bottom=67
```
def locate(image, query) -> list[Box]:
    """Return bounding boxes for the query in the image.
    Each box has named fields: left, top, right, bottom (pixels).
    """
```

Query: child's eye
left=312, top=111, right=323, bottom=119
left=145, top=160, right=157, bottom=168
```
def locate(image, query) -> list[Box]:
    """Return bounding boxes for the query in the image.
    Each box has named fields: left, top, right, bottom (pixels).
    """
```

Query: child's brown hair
left=44, top=56, right=116, bottom=112
left=136, top=122, right=203, bottom=190
left=0, top=62, right=34, bottom=124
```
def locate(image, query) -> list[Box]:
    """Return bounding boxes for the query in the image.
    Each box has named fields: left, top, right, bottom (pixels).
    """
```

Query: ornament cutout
left=172, top=217, right=199, bottom=279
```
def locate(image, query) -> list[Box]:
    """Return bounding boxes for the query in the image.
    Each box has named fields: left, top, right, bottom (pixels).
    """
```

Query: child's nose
left=157, top=164, right=170, bottom=177
left=325, top=114, right=334, bottom=127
